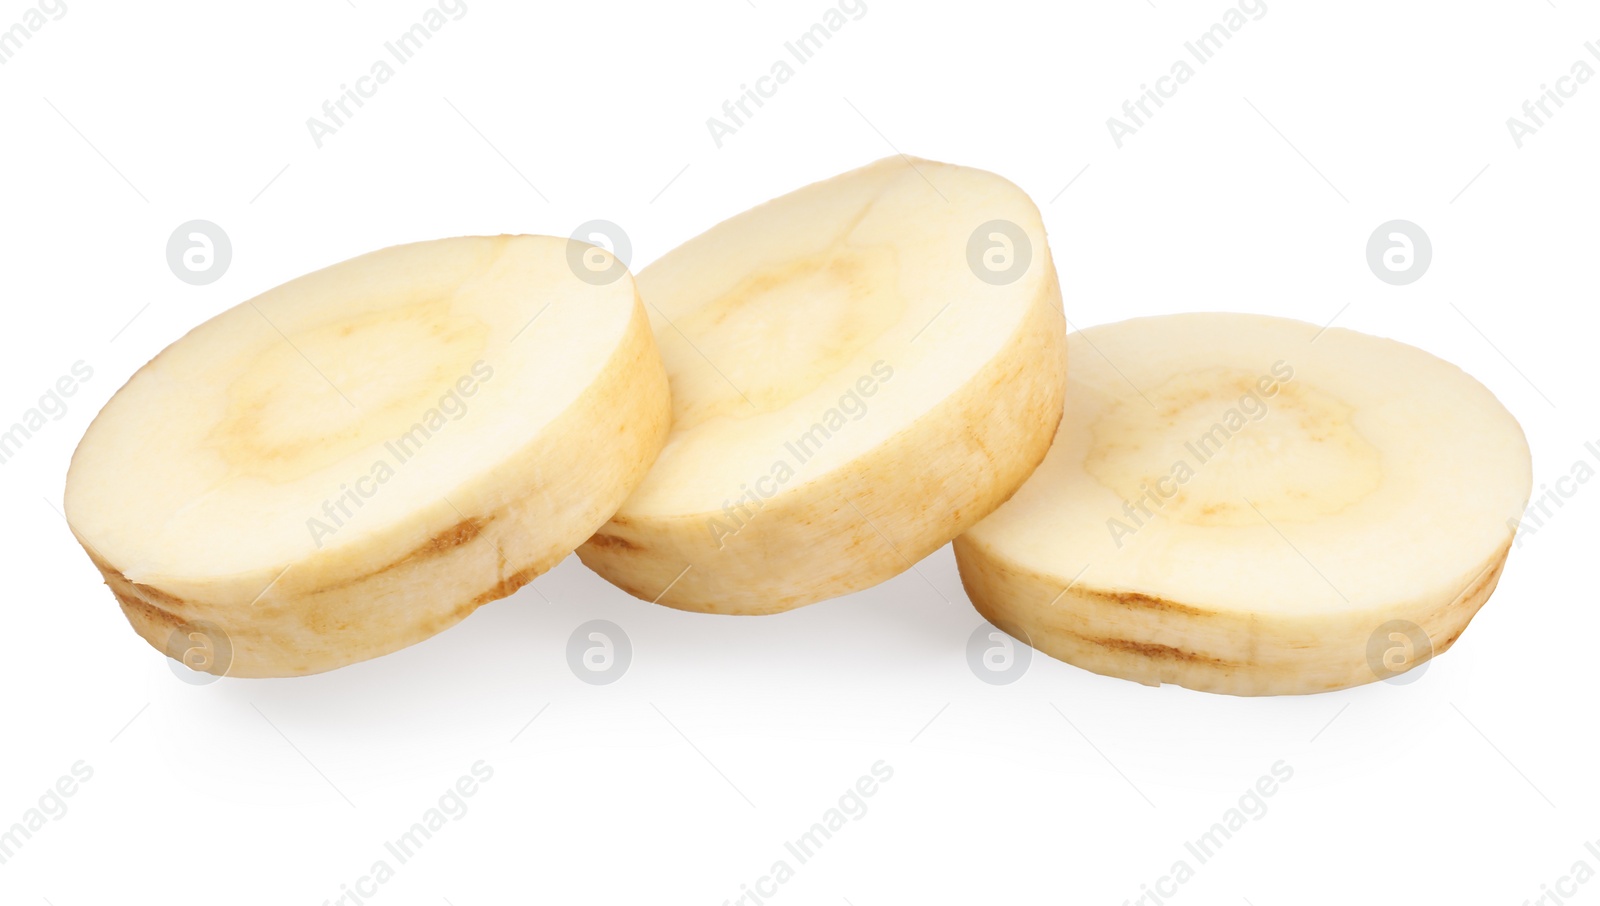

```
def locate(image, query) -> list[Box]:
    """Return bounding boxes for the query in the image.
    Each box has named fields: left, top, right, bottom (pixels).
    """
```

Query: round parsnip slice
left=65, top=235, right=670, bottom=677
left=955, top=313, right=1532, bottom=696
left=577, top=156, right=1067, bottom=614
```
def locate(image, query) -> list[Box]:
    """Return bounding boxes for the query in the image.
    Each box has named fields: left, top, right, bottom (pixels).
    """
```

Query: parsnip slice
left=577, top=157, right=1067, bottom=614
left=66, top=235, right=669, bottom=677
left=955, top=313, right=1531, bottom=695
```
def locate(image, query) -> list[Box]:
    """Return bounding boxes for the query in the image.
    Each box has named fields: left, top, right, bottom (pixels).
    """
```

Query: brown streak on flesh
left=363, top=513, right=489, bottom=576
left=374, top=515, right=491, bottom=572
left=1414, top=540, right=1515, bottom=633
left=1462, top=548, right=1509, bottom=602
left=1086, top=634, right=1234, bottom=666
left=414, top=516, right=488, bottom=558
left=1080, top=587, right=1207, bottom=616
left=587, top=533, right=640, bottom=552
left=131, top=581, right=186, bottom=609
left=113, top=588, right=184, bottom=632
left=92, top=553, right=190, bottom=615
left=471, top=565, right=544, bottom=606
left=318, top=515, right=493, bottom=593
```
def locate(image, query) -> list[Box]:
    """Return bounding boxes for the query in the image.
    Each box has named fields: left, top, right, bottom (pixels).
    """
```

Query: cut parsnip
left=577, top=156, right=1067, bottom=614
left=955, top=313, right=1531, bottom=695
left=65, top=235, right=670, bottom=677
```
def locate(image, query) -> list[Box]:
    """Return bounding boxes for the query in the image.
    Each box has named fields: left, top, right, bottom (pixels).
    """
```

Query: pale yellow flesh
left=66, top=236, right=671, bottom=677
left=577, top=157, right=1068, bottom=613
left=955, top=313, right=1532, bottom=695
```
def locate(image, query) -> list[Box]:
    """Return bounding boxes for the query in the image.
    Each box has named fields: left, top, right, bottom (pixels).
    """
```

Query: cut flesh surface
left=578, top=157, right=1068, bottom=614
left=66, top=235, right=670, bottom=677
left=955, top=313, right=1532, bottom=695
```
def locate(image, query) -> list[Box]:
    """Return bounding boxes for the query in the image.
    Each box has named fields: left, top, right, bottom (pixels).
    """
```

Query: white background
left=2, top=1, right=1597, bottom=904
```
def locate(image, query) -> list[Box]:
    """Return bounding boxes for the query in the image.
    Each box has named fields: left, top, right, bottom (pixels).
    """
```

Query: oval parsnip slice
left=66, top=235, right=670, bottom=677
left=578, top=157, right=1067, bottom=614
left=955, top=313, right=1532, bottom=695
